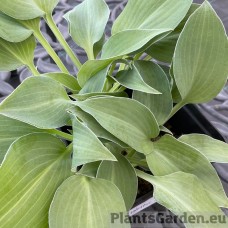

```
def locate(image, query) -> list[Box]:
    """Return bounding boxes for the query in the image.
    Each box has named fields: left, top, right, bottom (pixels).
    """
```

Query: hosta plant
left=0, top=0, right=228, bottom=227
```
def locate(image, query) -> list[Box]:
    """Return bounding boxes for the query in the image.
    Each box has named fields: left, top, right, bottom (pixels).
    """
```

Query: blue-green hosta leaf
left=112, top=0, right=192, bottom=35
left=97, top=143, right=138, bottom=210
left=0, top=76, right=72, bottom=129
left=146, top=135, right=228, bottom=208
left=104, top=0, right=192, bottom=59
left=78, top=31, right=169, bottom=87
left=102, top=0, right=192, bottom=59
left=0, top=35, right=36, bottom=72
left=146, top=33, right=178, bottom=63
left=0, top=0, right=59, bottom=20
left=77, top=59, right=131, bottom=88
left=18, top=17, right=40, bottom=31
left=0, top=12, right=33, bottom=42
left=78, top=34, right=169, bottom=87
left=179, top=134, right=228, bottom=163
left=67, top=0, right=109, bottom=59
left=173, top=1, right=228, bottom=104
left=113, top=63, right=161, bottom=94
left=137, top=170, right=227, bottom=228
left=101, top=29, right=170, bottom=59
left=146, top=4, right=199, bottom=63
left=79, top=66, right=109, bottom=94
left=71, top=91, right=128, bottom=101
left=77, top=59, right=113, bottom=87
left=0, top=115, right=44, bottom=164
left=49, top=174, right=129, bottom=228
left=78, top=161, right=101, bottom=178
left=71, top=116, right=116, bottom=169
left=75, top=97, right=159, bottom=154
left=42, top=73, right=81, bottom=92
left=133, top=61, right=173, bottom=125
left=70, top=106, right=128, bottom=148
left=78, top=0, right=193, bottom=85
left=0, top=133, right=72, bottom=227
left=169, top=63, right=182, bottom=103
left=93, top=33, right=105, bottom=58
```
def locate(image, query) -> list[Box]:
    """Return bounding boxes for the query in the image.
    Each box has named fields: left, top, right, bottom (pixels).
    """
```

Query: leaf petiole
left=28, top=62, right=40, bottom=76
left=47, top=129, right=73, bottom=141
left=33, top=29, right=70, bottom=74
left=45, top=14, right=82, bottom=70
left=168, top=100, right=186, bottom=120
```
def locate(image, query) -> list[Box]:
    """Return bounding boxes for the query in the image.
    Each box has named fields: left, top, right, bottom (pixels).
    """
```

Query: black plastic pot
left=168, top=104, right=225, bottom=141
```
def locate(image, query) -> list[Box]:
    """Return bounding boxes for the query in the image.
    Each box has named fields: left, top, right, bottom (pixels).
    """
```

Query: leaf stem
left=108, top=63, right=116, bottom=76
left=33, top=29, right=70, bottom=74
left=134, top=52, right=143, bottom=60
left=109, top=63, right=127, bottom=92
left=109, top=82, right=121, bottom=92
left=86, top=48, right=95, bottom=60
left=143, top=55, right=153, bottom=61
left=65, top=143, right=73, bottom=154
left=28, top=62, right=40, bottom=76
left=168, top=100, right=186, bottom=120
left=135, top=169, right=153, bottom=182
left=47, top=129, right=73, bottom=141
left=45, top=14, right=82, bottom=70
left=128, top=158, right=148, bottom=169
left=126, top=149, right=136, bottom=158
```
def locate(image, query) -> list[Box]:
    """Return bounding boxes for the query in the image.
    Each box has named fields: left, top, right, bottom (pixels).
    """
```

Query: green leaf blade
left=71, top=91, right=128, bottom=101
left=0, top=115, right=44, bottom=163
left=0, top=0, right=59, bottom=20
left=42, top=73, right=81, bottom=92
left=77, top=59, right=113, bottom=87
left=146, top=3, right=199, bottom=63
left=146, top=135, right=228, bottom=208
left=114, top=63, right=161, bottom=94
left=137, top=170, right=226, bottom=228
left=112, top=0, right=192, bottom=34
left=0, top=36, right=36, bottom=72
left=70, top=107, right=128, bottom=148
left=49, top=175, right=129, bottom=228
left=78, top=161, right=101, bottom=178
left=0, top=77, right=72, bottom=129
left=0, top=133, right=71, bottom=227
left=67, top=0, right=110, bottom=59
left=101, top=29, right=170, bottom=59
left=79, top=67, right=109, bottom=94
left=133, top=61, right=173, bottom=125
left=179, top=134, right=228, bottom=163
left=97, top=144, right=138, bottom=210
left=173, top=1, right=228, bottom=104
left=75, top=97, right=159, bottom=154
left=0, top=12, right=33, bottom=42
left=71, top=116, right=116, bottom=169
